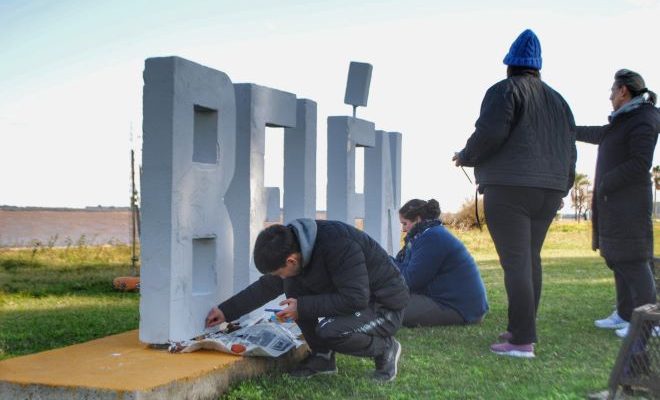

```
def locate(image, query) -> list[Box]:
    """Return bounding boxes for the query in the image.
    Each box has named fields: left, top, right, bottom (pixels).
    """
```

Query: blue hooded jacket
left=394, top=222, right=488, bottom=323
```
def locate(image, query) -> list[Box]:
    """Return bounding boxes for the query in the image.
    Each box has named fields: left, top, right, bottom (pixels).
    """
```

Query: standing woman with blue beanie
left=577, top=69, right=659, bottom=338
left=394, top=199, right=489, bottom=327
left=453, top=29, right=577, bottom=358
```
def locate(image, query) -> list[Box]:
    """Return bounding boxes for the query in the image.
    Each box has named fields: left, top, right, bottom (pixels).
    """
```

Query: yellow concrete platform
left=0, top=330, right=305, bottom=400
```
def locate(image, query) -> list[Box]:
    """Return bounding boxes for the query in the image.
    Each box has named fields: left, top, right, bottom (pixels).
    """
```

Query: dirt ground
left=0, top=208, right=132, bottom=248
left=0, top=208, right=353, bottom=248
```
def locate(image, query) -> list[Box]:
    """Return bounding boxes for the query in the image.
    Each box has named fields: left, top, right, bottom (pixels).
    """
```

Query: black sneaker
left=373, top=338, right=401, bottom=382
left=289, top=350, right=337, bottom=378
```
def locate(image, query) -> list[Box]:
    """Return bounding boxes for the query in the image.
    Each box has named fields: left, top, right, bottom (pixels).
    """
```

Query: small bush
left=443, top=197, right=485, bottom=230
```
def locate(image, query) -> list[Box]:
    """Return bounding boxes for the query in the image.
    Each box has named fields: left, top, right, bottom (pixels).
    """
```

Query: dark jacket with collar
left=394, top=221, right=489, bottom=323
left=459, top=72, right=577, bottom=194
left=219, top=219, right=410, bottom=322
left=577, top=102, right=660, bottom=263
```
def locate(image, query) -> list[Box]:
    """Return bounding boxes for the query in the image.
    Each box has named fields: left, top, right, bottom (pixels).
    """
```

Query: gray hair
left=614, top=69, right=657, bottom=106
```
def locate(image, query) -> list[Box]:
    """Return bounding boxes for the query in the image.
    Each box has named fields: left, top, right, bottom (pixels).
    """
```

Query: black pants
left=606, top=259, right=657, bottom=322
left=295, top=305, right=403, bottom=358
left=483, top=185, right=563, bottom=345
left=403, top=294, right=466, bottom=327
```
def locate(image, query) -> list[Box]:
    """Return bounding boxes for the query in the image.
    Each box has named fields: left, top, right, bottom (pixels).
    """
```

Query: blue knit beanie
left=503, top=29, right=542, bottom=70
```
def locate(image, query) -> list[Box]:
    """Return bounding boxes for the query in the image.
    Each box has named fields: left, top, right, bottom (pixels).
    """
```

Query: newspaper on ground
left=168, top=312, right=305, bottom=358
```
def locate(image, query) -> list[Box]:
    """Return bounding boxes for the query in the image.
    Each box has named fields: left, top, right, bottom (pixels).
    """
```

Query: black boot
left=373, top=338, right=401, bottom=382
left=289, top=350, right=337, bottom=378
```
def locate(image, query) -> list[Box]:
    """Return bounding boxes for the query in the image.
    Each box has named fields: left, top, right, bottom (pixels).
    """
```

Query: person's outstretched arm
left=209, top=274, right=284, bottom=325
left=576, top=125, right=606, bottom=144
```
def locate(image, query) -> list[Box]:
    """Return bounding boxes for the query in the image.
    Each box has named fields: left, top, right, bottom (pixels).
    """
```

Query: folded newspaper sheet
left=168, top=316, right=305, bottom=358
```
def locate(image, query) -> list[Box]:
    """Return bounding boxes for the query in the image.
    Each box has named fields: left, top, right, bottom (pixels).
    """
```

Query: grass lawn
left=0, top=245, right=139, bottom=359
left=1, top=221, right=656, bottom=399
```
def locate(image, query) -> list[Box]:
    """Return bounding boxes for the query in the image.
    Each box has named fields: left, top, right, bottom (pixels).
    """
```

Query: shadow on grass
left=0, top=261, right=133, bottom=297
left=1, top=258, right=46, bottom=271
left=477, top=255, right=606, bottom=271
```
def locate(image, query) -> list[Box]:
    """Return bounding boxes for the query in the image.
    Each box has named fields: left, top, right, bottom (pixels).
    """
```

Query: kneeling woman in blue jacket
left=394, top=199, right=489, bottom=327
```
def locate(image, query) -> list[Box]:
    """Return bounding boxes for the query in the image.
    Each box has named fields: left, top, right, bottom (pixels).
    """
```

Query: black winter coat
left=577, top=102, right=660, bottom=263
left=219, top=220, right=410, bottom=322
left=459, top=72, right=576, bottom=194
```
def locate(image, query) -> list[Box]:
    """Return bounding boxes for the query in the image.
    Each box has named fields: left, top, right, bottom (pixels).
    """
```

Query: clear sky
left=1, top=0, right=659, bottom=212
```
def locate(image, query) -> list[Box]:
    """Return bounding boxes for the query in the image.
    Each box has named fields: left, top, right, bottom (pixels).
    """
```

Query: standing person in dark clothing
left=577, top=69, right=659, bottom=338
left=205, top=219, right=409, bottom=381
left=394, top=199, right=489, bottom=327
left=453, top=29, right=577, bottom=358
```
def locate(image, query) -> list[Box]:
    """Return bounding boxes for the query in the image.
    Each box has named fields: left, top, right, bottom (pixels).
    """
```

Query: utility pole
left=130, top=149, right=139, bottom=276
left=112, top=147, right=141, bottom=291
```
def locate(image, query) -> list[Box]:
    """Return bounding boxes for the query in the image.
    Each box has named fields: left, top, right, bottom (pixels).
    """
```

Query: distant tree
left=583, top=188, right=593, bottom=221
left=571, top=173, right=591, bottom=223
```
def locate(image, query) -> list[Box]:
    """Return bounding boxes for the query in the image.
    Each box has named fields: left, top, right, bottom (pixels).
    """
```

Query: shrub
left=443, top=197, right=485, bottom=230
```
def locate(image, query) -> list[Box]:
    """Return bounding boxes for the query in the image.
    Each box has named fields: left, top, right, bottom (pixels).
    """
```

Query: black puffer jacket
left=577, top=102, right=660, bottom=263
left=219, top=219, right=410, bottom=321
left=459, top=72, right=576, bottom=194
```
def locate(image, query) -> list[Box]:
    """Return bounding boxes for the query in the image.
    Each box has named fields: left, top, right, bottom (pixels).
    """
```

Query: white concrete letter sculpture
left=140, top=57, right=237, bottom=343
left=140, top=57, right=400, bottom=344
left=364, top=131, right=402, bottom=255
left=326, top=116, right=375, bottom=224
left=283, top=99, right=318, bottom=223
left=226, top=84, right=297, bottom=289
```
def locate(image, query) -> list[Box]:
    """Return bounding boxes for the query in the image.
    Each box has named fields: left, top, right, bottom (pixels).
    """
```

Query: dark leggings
left=606, top=259, right=657, bottom=322
left=403, top=294, right=466, bottom=327
left=483, top=185, right=563, bottom=345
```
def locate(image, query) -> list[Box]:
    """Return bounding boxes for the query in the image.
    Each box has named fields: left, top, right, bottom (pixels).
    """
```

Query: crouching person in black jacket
left=205, top=219, right=410, bottom=382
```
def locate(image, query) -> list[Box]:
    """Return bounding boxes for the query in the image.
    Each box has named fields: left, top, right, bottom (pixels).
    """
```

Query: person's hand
left=205, top=307, right=226, bottom=328
left=452, top=152, right=462, bottom=167
left=277, top=298, right=299, bottom=321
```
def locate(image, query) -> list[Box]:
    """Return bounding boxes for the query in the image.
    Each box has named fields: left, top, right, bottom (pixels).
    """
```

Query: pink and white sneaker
left=490, top=342, right=535, bottom=358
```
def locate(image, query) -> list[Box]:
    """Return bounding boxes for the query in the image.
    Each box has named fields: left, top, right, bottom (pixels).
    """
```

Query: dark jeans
left=296, top=305, right=403, bottom=358
left=403, top=294, right=466, bottom=327
left=606, top=259, right=657, bottom=322
left=483, top=185, right=563, bottom=345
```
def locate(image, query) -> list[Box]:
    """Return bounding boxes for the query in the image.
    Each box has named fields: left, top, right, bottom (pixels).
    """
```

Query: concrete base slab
left=0, top=330, right=307, bottom=400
